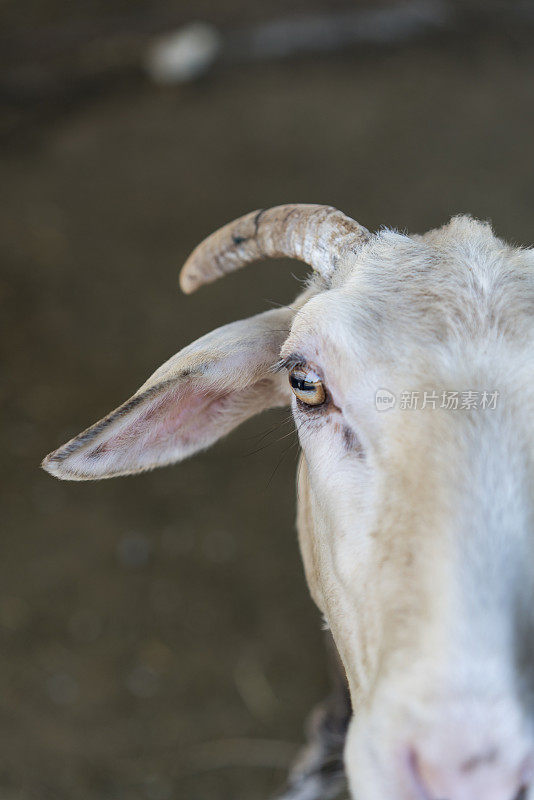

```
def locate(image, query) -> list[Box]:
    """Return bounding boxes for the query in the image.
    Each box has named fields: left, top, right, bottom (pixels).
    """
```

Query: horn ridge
left=179, top=203, right=368, bottom=294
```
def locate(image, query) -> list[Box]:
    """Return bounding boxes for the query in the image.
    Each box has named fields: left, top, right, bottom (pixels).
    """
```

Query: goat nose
left=408, top=747, right=533, bottom=800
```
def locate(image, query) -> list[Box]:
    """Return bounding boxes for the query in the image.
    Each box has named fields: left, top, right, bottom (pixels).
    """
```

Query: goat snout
left=407, top=745, right=533, bottom=800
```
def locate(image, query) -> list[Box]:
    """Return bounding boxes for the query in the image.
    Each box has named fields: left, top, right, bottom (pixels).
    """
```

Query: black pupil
left=290, top=374, right=315, bottom=392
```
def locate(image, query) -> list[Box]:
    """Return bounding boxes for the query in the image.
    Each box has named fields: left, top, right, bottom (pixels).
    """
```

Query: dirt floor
left=2, top=8, right=534, bottom=799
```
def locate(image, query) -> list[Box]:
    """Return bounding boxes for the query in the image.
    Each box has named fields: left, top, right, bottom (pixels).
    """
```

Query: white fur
left=43, top=216, right=534, bottom=799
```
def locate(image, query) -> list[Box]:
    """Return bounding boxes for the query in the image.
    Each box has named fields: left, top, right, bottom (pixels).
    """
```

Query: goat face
left=43, top=207, right=534, bottom=800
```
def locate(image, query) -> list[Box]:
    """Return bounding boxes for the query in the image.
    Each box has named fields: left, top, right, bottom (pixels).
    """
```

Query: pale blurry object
left=146, top=22, right=222, bottom=83
left=145, top=1, right=453, bottom=84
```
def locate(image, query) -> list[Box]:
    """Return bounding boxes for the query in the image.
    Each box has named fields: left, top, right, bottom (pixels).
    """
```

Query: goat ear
left=42, top=308, right=292, bottom=480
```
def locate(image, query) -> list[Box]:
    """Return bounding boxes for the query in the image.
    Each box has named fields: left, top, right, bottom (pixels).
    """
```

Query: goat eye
left=289, top=367, right=326, bottom=407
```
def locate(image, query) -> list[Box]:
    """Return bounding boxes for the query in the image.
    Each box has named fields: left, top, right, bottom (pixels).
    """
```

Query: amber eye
left=289, top=367, right=326, bottom=407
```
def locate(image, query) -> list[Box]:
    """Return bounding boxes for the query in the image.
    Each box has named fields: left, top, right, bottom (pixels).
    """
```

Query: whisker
left=289, top=271, right=309, bottom=287
left=264, top=300, right=297, bottom=314
left=245, top=416, right=293, bottom=444
left=243, top=415, right=295, bottom=456
left=295, top=449, right=304, bottom=503
left=267, top=439, right=300, bottom=487
left=273, top=425, right=299, bottom=445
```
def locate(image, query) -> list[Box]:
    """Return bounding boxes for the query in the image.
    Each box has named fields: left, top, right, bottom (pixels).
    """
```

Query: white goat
left=43, top=205, right=534, bottom=800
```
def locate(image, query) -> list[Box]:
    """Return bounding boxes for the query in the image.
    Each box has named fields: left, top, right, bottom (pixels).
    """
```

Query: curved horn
left=179, top=204, right=369, bottom=294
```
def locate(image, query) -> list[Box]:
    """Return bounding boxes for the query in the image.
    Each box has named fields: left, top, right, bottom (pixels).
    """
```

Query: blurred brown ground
left=1, top=1, right=534, bottom=798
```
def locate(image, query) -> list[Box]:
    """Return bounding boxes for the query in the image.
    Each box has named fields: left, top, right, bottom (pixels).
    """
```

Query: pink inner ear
left=87, top=384, right=229, bottom=461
